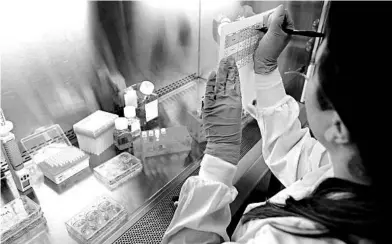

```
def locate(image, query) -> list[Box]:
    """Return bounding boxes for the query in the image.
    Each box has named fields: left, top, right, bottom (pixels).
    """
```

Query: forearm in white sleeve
left=162, top=154, right=238, bottom=244
left=252, top=69, right=330, bottom=187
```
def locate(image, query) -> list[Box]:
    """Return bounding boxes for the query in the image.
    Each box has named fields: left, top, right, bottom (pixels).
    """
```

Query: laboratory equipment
left=0, top=109, right=32, bottom=192
left=73, top=110, right=119, bottom=155
left=113, top=118, right=133, bottom=151
left=93, top=152, right=142, bottom=190
left=137, top=126, right=192, bottom=162
left=65, top=195, right=128, bottom=244
left=124, top=106, right=141, bottom=138
left=124, top=88, right=138, bottom=108
left=256, top=26, right=325, bottom=37
left=185, top=100, right=206, bottom=143
left=21, top=125, right=90, bottom=185
left=125, top=81, right=159, bottom=131
left=1, top=196, right=47, bottom=244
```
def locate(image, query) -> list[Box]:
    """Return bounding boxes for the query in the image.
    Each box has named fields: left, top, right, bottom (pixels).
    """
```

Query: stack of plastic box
left=93, top=152, right=143, bottom=190
left=1, top=196, right=47, bottom=244
left=65, top=195, right=128, bottom=244
left=73, top=110, right=118, bottom=155
left=21, top=124, right=90, bottom=185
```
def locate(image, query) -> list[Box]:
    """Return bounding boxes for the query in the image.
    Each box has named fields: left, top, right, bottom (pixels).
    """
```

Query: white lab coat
left=162, top=70, right=340, bottom=244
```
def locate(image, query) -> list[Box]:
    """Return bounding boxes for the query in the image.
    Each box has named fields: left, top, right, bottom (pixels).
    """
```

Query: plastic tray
left=1, top=196, right=44, bottom=243
left=138, top=126, right=192, bottom=160
left=93, top=152, right=142, bottom=190
left=65, top=195, right=128, bottom=244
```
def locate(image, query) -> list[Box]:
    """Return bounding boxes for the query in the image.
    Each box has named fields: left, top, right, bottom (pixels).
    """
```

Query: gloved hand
left=254, top=5, right=294, bottom=75
left=203, top=56, right=242, bottom=165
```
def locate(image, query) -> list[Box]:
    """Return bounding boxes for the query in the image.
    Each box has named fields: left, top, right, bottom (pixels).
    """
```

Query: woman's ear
left=324, top=112, right=350, bottom=145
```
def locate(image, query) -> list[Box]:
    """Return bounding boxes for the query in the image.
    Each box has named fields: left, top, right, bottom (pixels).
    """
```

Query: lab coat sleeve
left=254, top=70, right=329, bottom=187
left=162, top=154, right=238, bottom=244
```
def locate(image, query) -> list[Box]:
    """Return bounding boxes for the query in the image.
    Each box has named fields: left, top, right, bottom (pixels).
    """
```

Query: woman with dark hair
left=163, top=2, right=389, bottom=243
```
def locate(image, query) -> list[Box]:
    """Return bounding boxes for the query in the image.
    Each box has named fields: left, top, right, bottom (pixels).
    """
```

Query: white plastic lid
left=140, top=81, right=154, bottom=95
left=115, top=118, right=128, bottom=130
left=124, top=106, right=136, bottom=118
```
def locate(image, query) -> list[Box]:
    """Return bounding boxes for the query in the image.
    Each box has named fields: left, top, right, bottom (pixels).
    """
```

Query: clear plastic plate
left=1, top=196, right=43, bottom=242
left=65, top=195, right=128, bottom=244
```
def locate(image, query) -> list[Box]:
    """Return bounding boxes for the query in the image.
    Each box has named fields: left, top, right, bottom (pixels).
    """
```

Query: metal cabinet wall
left=1, top=1, right=324, bottom=142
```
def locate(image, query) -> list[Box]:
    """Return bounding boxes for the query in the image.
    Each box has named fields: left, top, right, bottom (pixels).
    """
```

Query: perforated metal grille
left=113, top=124, right=260, bottom=244
left=155, top=73, right=197, bottom=97
left=114, top=166, right=200, bottom=244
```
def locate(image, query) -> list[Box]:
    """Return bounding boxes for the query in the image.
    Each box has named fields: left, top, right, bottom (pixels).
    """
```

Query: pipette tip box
left=93, top=152, right=142, bottom=190
left=65, top=195, right=128, bottom=244
left=1, top=196, right=47, bottom=244
left=21, top=124, right=90, bottom=185
left=73, top=110, right=119, bottom=155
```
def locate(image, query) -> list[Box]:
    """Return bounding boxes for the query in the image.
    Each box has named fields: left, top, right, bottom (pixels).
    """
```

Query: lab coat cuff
left=255, top=70, right=286, bottom=109
left=199, top=154, right=237, bottom=187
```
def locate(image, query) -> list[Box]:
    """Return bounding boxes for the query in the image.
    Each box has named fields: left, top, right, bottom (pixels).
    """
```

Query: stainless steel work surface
left=1, top=137, right=205, bottom=244
left=1, top=121, right=262, bottom=244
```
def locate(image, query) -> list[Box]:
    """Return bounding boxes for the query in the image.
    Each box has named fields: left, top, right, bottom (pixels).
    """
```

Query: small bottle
left=124, top=87, right=138, bottom=107
left=124, top=106, right=141, bottom=138
left=113, top=118, right=133, bottom=151
left=138, top=81, right=159, bottom=130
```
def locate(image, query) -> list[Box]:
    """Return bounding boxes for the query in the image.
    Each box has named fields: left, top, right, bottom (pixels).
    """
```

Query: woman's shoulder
left=233, top=216, right=345, bottom=244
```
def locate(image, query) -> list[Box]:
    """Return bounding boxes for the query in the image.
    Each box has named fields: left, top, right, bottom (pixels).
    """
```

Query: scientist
left=162, top=2, right=390, bottom=243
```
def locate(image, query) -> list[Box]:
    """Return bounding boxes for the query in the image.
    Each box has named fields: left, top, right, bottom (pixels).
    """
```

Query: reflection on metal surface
left=2, top=1, right=199, bottom=142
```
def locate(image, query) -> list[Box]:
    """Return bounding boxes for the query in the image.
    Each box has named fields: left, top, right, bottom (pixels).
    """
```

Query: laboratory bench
left=1, top=119, right=268, bottom=244
left=1, top=99, right=307, bottom=244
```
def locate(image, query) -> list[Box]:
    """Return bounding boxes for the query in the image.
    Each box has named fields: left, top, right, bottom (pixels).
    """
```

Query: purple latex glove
left=203, top=56, right=242, bottom=165
left=254, top=5, right=294, bottom=75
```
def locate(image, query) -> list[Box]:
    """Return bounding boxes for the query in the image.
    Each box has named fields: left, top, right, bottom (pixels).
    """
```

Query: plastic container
left=21, top=125, right=90, bottom=184
left=135, top=126, right=192, bottom=162
left=126, top=81, right=159, bottom=131
left=124, top=106, right=141, bottom=138
left=124, top=87, right=138, bottom=108
left=1, top=196, right=46, bottom=244
left=185, top=109, right=206, bottom=143
left=93, top=152, right=142, bottom=190
left=113, top=118, right=133, bottom=151
left=73, top=111, right=119, bottom=155
left=65, top=195, right=128, bottom=244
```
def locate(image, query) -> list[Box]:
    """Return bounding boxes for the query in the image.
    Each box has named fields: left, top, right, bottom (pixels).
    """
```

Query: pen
left=257, top=26, right=324, bottom=38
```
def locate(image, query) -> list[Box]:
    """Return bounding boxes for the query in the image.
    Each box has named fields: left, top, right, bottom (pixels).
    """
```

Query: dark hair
left=243, top=2, right=391, bottom=242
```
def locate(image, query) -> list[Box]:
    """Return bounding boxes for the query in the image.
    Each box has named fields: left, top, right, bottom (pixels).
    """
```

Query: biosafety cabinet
left=1, top=1, right=328, bottom=243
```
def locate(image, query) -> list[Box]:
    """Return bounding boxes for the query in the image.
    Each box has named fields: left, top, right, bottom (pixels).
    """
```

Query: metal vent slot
left=113, top=167, right=200, bottom=244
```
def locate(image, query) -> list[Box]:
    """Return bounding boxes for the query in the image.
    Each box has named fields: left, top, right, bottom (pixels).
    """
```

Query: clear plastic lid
left=65, top=195, right=127, bottom=243
left=1, top=196, right=43, bottom=242
left=93, top=152, right=142, bottom=186
left=21, top=124, right=71, bottom=159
